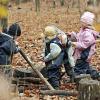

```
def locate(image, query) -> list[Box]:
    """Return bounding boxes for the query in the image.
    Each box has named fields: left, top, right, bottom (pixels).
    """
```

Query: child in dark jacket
left=0, top=23, right=21, bottom=77
left=44, top=26, right=75, bottom=89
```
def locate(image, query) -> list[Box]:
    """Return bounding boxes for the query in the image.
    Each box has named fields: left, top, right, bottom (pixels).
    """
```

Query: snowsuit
left=44, top=36, right=74, bottom=89
left=71, top=28, right=100, bottom=79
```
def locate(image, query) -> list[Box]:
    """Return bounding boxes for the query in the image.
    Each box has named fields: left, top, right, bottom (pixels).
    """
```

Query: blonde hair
left=44, top=26, right=58, bottom=39
left=45, top=26, right=57, bottom=36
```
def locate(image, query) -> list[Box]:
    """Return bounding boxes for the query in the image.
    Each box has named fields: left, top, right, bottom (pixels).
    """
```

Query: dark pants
left=48, top=67, right=61, bottom=89
left=62, top=60, right=74, bottom=83
left=74, top=59, right=99, bottom=79
left=64, top=64, right=74, bottom=78
left=47, top=52, right=64, bottom=89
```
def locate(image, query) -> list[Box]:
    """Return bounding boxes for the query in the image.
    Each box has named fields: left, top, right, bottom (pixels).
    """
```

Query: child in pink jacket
left=69, top=11, right=100, bottom=80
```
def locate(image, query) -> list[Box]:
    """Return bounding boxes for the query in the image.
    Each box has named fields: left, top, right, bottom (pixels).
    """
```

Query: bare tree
left=60, top=0, right=65, bottom=6
left=35, top=0, right=40, bottom=12
left=53, top=0, right=56, bottom=8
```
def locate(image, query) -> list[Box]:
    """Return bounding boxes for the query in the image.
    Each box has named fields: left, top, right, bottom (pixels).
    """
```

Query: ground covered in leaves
left=8, top=1, right=100, bottom=100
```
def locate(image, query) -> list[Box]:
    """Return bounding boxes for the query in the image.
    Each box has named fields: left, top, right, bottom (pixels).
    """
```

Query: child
left=69, top=11, right=100, bottom=80
left=44, top=25, right=75, bottom=89
left=0, top=23, right=21, bottom=77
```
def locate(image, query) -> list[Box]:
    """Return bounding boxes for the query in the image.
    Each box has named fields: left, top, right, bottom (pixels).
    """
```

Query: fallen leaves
left=7, top=1, right=100, bottom=100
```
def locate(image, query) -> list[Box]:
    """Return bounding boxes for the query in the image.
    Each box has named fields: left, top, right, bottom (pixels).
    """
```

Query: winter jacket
left=0, top=32, right=18, bottom=65
left=71, top=28, right=98, bottom=62
left=44, top=36, right=75, bottom=67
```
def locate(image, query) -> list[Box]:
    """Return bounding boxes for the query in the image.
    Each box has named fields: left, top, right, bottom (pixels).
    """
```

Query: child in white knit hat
left=69, top=11, right=100, bottom=80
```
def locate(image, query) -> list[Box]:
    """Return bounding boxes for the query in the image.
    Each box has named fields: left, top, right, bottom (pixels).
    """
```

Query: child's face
left=80, top=21, right=88, bottom=28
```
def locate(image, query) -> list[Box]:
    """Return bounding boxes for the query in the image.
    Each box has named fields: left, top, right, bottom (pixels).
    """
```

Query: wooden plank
left=40, top=90, right=78, bottom=96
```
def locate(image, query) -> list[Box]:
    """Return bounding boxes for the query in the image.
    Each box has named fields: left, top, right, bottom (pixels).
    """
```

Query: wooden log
left=74, top=74, right=91, bottom=84
left=78, top=79, right=100, bottom=100
left=18, top=48, right=54, bottom=90
left=13, top=65, right=47, bottom=78
left=12, top=77, right=42, bottom=84
left=40, top=90, right=78, bottom=96
left=13, top=77, right=41, bottom=81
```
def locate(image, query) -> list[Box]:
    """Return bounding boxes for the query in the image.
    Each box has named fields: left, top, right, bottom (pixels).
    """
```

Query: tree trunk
left=53, top=0, right=56, bottom=8
left=60, top=0, right=64, bottom=6
left=16, top=0, right=20, bottom=5
left=1, top=17, right=8, bottom=32
left=78, top=79, right=100, bottom=100
left=35, top=0, right=40, bottom=12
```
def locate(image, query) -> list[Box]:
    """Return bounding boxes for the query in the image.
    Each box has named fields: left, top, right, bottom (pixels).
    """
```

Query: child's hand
left=72, top=42, right=76, bottom=47
left=15, top=41, right=19, bottom=46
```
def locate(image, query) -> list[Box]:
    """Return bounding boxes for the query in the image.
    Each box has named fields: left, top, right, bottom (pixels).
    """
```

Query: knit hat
left=80, top=11, right=95, bottom=25
left=8, top=23, right=21, bottom=37
left=44, top=26, right=58, bottom=39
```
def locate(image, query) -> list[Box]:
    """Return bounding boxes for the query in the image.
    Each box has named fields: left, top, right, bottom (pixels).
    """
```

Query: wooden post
left=78, top=79, right=100, bottom=100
